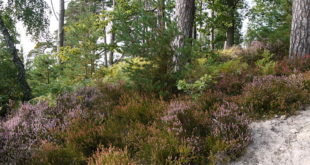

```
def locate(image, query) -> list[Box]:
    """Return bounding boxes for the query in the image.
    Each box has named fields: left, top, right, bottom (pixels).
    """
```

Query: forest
left=0, top=0, right=310, bottom=164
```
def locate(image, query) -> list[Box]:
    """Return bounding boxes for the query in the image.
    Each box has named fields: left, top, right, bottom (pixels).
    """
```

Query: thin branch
left=50, top=0, right=59, bottom=21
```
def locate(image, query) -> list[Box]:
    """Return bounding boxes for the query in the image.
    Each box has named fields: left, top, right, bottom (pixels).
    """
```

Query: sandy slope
left=231, top=109, right=310, bottom=165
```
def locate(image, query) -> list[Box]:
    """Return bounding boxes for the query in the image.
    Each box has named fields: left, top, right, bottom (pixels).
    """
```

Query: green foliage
left=108, top=0, right=178, bottom=97
left=255, top=50, right=276, bottom=75
left=246, top=0, right=292, bottom=57
left=177, top=74, right=213, bottom=97
left=217, top=58, right=248, bottom=75
left=0, top=47, right=22, bottom=115
left=96, top=61, right=131, bottom=84
left=3, top=0, right=310, bottom=164
left=4, top=0, right=49, bottom=37
left=27, top=53, right=59, bottom=96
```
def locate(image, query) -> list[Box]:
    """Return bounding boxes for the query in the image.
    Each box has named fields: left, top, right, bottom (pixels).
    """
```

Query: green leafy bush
left=177, top=74, right=213, bottom=97
left=216, top=59, right=248, bottom=75
left=255, top=50, right=276, bottom=75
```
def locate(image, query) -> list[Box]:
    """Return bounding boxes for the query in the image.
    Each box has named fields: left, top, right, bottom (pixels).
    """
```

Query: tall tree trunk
left=173, top=0, right=196, bottom=72
left=289, top=0, right=310, bottom=58
left=104, top=26, right=108, bottom=67
left=224, top=12, right=235, bottom=49
left=0, top=16, right=32, bottom=101
left=209, top=0, right=215, bottom=50
left=101, top=0, right=108, bottom=66
left=109, top=0, right=116, bottom=66
left=57, top=0, right=65, bottom=53
left=158, top=0, right=165, bottom=31
left=109, top=30, right=115, bottom=66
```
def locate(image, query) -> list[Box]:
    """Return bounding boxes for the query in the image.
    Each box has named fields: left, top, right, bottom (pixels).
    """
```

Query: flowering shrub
left=88, top=146, right=136, bottom=165
left=241, top=75, right=309, bottom=118
left=29, top=142, right=86, bottom=165
left=275, top=59, right=295, bottom=76
left=60, top=119, right=106, bottom=157
left=0, top=82, right=252, bottom=164
left=211, top=102, right=251, bottom=159
left=163, top=100, right=250, bottom=163
left=0, top=86, right=105, bottom=163
left=215, top=72, right=252, bottom=95
left=0, top=103, right=53, bottom=163
left=275, top=55, right=310, bottom=76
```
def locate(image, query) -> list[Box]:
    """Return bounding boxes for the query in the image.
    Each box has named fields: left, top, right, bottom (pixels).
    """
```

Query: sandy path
left=231, top=109, right=310, bottom=165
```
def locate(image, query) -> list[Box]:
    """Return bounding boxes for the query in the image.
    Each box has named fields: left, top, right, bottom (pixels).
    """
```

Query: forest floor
left=231, top=107, right=310, bottom=165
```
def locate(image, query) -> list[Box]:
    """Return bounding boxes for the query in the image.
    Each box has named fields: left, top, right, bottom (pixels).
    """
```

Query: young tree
left=173, top=0, right=196, bottom=72
left=0, top=0, right=48, bottom=101
left=289, top=0, right=310, bottom=58
left=57, top=0, right=65, bottom=52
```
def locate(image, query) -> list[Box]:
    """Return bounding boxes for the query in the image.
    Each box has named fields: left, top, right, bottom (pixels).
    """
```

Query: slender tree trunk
left=109, top=31, right=115, bottom=66
left=0, top=16, right=32, bottom=101
left=289, top=0, right=310, bottom=58
left=210, top=26, right=215, bottom=50
left=101, top=0, right=108, bottom=66
left=104, top=26, right=108, bottom=67
left=158, top=0, right=165, bottom=31
left=193, top=22, right=197, bottom=39
left=173, top=0, right=196, bottom=72
left=109, top=0, right=116, bottom=66
left=209, top=0, right=215, bottom=50
left=57, top=0, right=65, bottom=53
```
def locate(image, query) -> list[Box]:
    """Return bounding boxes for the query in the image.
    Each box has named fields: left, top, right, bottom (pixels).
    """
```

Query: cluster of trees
left=0, top=0, right=309, bottom=114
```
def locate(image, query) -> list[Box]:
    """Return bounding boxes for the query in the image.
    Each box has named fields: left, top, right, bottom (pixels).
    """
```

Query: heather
left=1, top=0, right=310, bottom=164
left=2, top=47, right=310, bottom=164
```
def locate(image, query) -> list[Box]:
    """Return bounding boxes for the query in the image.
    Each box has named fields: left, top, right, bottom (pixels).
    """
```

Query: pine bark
left=158, top=0, right=165, bottom=31
left=173, top=0, right=196, bottom=72
left=224, top=23, right=235, bottom=49
left=289, top=0, right=310, bottom=58
left=109, top=32, right=115, bottom=65
left=224, top=0, right=236, bottom=49
left=0, top=15, right=32, bottom=101
left=57, top=0, right=65, bottom=52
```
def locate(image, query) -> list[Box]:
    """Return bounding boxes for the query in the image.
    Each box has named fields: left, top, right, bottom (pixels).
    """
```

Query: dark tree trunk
left=0, top=16, right=32, bottom=101
left=109, top=31, right=115, bottom=66
left=57, top=0, right=65, bottom=52
left=224, top=24, right=235, bottom=49
left=158, top=0, right=165, bottom=31
left=224, top=10, right=235, bottom=49
left=289, top=0, right=310, bottom=58
left=173, top=0, right=196, bottom=72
